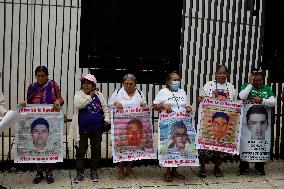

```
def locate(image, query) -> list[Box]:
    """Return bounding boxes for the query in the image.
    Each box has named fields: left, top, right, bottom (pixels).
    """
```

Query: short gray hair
left=123, top=73, right=137, bottom=83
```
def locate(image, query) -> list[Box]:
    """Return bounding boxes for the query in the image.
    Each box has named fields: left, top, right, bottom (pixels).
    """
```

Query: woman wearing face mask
left=153, top=71, right=192, bottom=182
left=197, top=65, right=235, bottom=178
left=238, top=68, right=275, bottom=175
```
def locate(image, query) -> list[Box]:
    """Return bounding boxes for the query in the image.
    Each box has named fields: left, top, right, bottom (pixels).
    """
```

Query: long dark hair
left=35, top=66, right=49, bottom=75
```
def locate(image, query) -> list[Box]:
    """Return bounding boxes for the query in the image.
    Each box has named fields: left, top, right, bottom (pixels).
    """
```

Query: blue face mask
left=170, top=81, right=180, bottom=91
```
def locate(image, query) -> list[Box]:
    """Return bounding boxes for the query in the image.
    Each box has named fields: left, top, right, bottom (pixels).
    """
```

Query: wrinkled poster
left=196, top=98, right=243, bottom=154
left=240, top=103, right=271, bottom=162
left=111, top=107, right=156, bottom=163
left=14, top=104, right=64, bottom=163
left=158, top=111, right=199, bottom=167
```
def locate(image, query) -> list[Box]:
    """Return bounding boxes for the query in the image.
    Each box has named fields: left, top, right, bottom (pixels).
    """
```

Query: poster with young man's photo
left=196, top=98, right=243, bottom=154
left=240, top=104, right=271, bottom=162
left=111, top=107, right=156, bottom=163
left=158, top=111, right=199, bottom=167
left=14, top=104, right=64, bottom=163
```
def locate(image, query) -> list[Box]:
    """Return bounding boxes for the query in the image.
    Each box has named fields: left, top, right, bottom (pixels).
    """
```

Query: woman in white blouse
left=198, top=65, right=235, bottom=178
left=108, top=74, right=146, bottom=180
left=153, top=71, right=192, bottom=182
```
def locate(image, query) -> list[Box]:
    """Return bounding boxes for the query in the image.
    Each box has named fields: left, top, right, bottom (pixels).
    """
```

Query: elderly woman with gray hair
left=108, top=73, right=147, bottom=180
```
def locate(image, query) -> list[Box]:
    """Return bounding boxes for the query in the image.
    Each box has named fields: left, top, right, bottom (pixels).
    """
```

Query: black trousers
left=35, top=163, right=54, bottom=174
left=75, top=131, right=102, bottom=172
left=239, top=160, right=265, bottom=170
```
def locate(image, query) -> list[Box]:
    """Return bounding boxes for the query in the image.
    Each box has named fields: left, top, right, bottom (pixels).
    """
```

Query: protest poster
left=111, top=107, right=156, bottom=163
left=240, top=103, right=271, bottom=162
left=158, top=111, right=199, bottom=167
left=196, top=98, right=243, bottom=154
left=14, top=104, right=64, bottom=163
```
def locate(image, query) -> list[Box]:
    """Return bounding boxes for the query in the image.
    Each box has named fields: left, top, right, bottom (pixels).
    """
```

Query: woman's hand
left=249, top=74, right=254, bottom=85
left=114, top=101, right=123, bottom=109
left=104, top=120, right=110, bottom=127
left=197, top=96, right=204, bottom=102
left=53, top=100, right=61, bottom=110
left=198, top=96, right=209, bottom=102
left=19, top=101, right=27, bottom=107
left=251, top=96, right=263, bottom=104
left=186, top=106, right=192, bottom=113
left=89, top=90, right=97, bottom=98
left=163, top=104, right=172, bottom=113
left=140, top=101, right=146, bottom=107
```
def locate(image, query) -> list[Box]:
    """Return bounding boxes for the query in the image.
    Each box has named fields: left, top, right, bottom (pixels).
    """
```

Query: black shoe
left=0, top=185, right=7, bottom=189
left=239, top=169, right=247, bottom=175
left=254, top=166, right=265, bottom=175
left=33, top=172, right=44, bottom=184
left=46, top=173, right=54, bottom=184
left=74, top=172, right=84, bottom=183
left=256, top=168, right=265, bottom=175
left=90, top=170, right=99, bottom=182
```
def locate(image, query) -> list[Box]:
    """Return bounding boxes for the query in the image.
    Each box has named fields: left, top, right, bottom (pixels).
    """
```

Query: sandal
left=118, top=166, right=125, bottom=180
left=163, top=172, right=173, bottom=182
left=126, top=168, right=136, bottom=179
left=118, top=170, right=125, bottom=180
left=214, top=166, right=223, bottom=177
left=198, top=169, right=206, bottom=178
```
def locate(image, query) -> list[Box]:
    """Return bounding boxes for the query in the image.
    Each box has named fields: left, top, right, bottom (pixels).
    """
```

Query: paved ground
left=0, top=160, right=283, bottom=189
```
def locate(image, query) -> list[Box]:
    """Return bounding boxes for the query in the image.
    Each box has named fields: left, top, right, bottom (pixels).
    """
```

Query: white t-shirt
left=108, top=87, right=146, bottom=109
left=153, top=88, right=189, bottom=113
left=202, top=80, right=235, bottom=100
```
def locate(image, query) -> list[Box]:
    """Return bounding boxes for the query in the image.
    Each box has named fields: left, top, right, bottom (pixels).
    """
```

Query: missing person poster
left=196, top=98, right=243, bottom=154
left=158, top=111, right=199, bottom=167
left=14, top=104, right=64, bottom=163
left=111, top=107, right=156, bottom=163
left=240, top=103, right=271, bottom=162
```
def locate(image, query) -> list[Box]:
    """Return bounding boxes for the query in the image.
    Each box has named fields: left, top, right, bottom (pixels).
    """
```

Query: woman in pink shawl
left=22, top=66, right=64, bottom=184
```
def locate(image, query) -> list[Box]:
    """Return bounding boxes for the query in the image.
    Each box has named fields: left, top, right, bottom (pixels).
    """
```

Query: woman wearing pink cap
left=71, top=73, right=110, bottom=183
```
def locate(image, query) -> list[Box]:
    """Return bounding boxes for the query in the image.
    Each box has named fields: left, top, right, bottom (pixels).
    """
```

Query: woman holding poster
left=153, top=71, right=193, bottom=182
left=197, top=65, right=235, bottom=178
left=239, top=68, right=276, bottom=175
left=71, top=74, right=110, bottom=183
left=108, top=74, right=147, bottom=180
left=21, top=66, right=64, bottom=184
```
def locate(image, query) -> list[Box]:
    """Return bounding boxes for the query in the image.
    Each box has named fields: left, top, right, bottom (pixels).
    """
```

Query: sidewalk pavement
left=0, top=160, right=283, bottom=189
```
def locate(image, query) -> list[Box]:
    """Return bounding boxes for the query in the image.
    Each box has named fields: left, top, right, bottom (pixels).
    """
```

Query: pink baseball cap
left=80, top=73, right=97, bottom=84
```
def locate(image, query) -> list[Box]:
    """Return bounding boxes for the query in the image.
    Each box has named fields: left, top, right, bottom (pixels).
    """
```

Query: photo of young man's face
left=30, top=118, right=50, bottom=148
left=31, top=124, right=49, bottom=148
left=168, top=121, right=190, bottom=153
left=247, top=113, right=268, bottom=140
left=172, top=127, right=188, bottom=152
left=126, top=119, right=143, bottom=146
left=208, top=117, right=229, bottom=141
